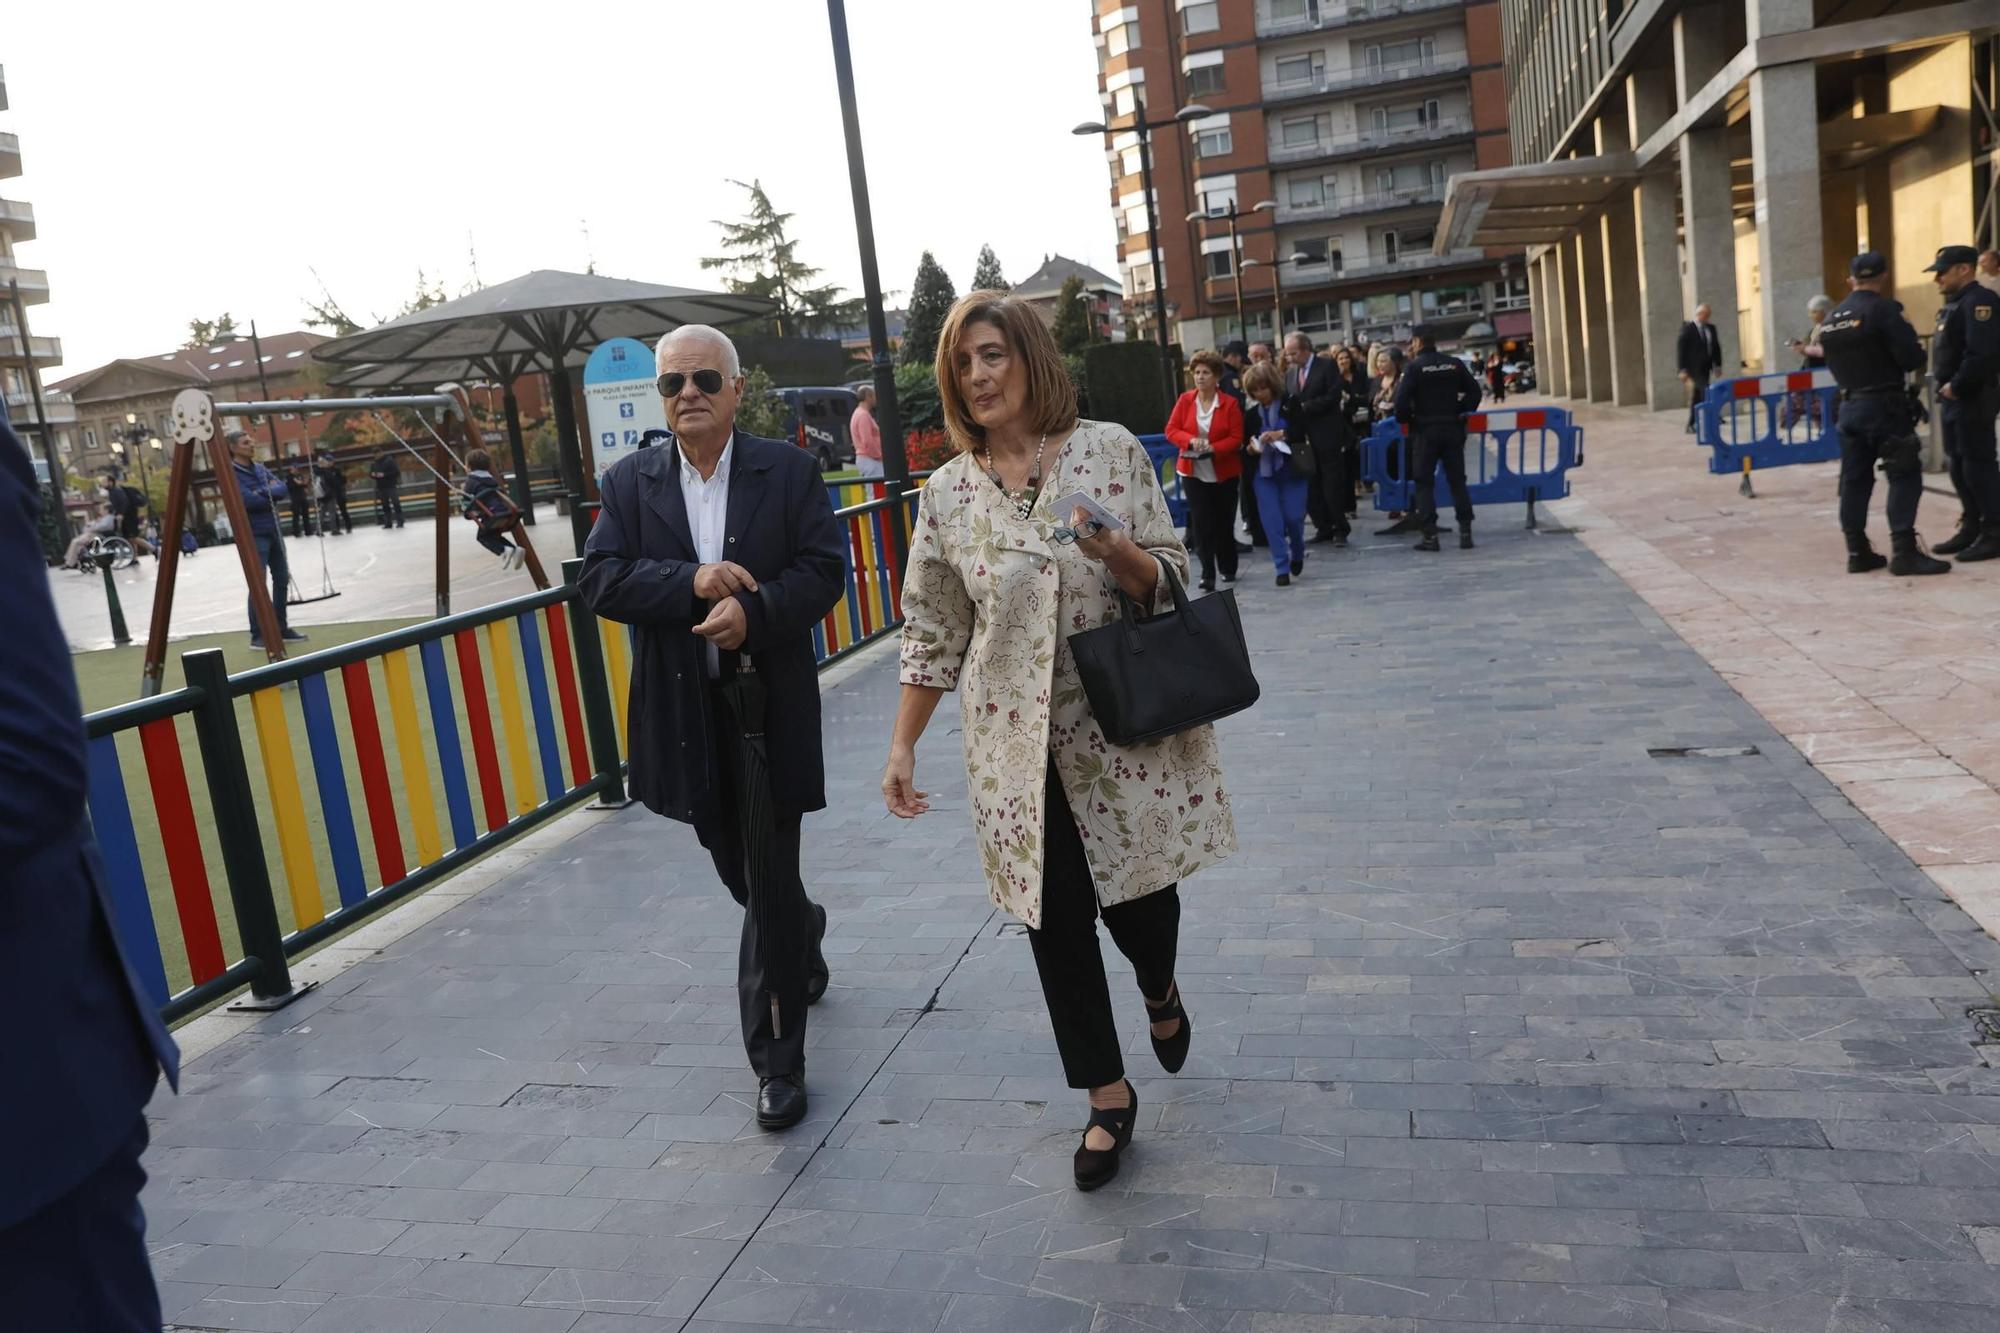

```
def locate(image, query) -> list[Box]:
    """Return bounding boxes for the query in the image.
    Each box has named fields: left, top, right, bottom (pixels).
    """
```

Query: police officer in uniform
left=1391, top=325, right=1483, bottom=551
left=1817, top=252, right=1949, bottom=576
left=1927, top=244, right=2000, bottom=561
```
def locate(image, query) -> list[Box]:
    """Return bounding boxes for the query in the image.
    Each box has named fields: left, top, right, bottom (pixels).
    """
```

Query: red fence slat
left=137, top=717, right=226, bottom=985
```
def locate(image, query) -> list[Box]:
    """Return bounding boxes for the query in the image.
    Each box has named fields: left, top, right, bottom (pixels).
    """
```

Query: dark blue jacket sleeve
left=577, top=462, right=700, bottom=626
left=1952, top=289, right=2000, bottom=394
left=738, top=456, right=848, bottom=652
left=0, top=410, right=89, bottom=864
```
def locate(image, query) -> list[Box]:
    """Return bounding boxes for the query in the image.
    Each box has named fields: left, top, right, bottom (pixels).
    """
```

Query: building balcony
left=0, top=328, right=61, bottom=365
left=1257, top=0, right=1467, bottom=40
left=1286, top=248, right=1492, bottom=286
left=1276, top=182, right=1446, bottom=223
left=1267, top=116, right=1471, bottom=167
left=1263, top=53, right=1470, bottom=106
left=0, top=258, right=49, bottom=304
left=4, top=387, right=77, bottom=425
left=0, top=198, right=36, bottom=243
left=0, top=132, right=18, bottom=181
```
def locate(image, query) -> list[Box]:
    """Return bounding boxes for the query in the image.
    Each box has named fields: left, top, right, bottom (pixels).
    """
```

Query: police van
left=776, top=387, right=860, bottom=472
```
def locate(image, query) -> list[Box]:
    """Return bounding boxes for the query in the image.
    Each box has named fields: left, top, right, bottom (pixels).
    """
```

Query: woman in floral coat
left=883, top=291, right=1236, bottom=1191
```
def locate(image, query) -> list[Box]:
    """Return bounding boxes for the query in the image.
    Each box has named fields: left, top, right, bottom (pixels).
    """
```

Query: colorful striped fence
left=82, top=569, right=630, bottom=1024
left=84, top=477, right=929, bottom=1025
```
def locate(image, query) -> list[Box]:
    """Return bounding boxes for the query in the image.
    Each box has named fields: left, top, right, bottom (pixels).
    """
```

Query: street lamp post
left=1241, top=249, right=1314, bottom=349
left=1187, top=198, right=1278, bottom=344
left=1075, top=95, right=1212, bottom=412
left=112, top=410, right=163, bottom=505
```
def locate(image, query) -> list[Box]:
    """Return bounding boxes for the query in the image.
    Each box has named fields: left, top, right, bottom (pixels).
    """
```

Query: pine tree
left=1051, top=275, right=1094, bottom=355
left=702, top=179, right=864, bottom=337
left=972, top=244, right=1007, bottom=292
left=184, top=313, right=238, bottom=347
left=900, top=252, right=958, bottom=368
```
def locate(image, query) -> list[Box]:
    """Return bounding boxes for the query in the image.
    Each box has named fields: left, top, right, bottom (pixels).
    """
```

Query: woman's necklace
left=977, top=433, right=1048, bottom=520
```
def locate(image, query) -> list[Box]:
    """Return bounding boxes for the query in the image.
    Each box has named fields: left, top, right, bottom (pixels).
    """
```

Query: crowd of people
left=1164, top=326, right=1490, bottom=586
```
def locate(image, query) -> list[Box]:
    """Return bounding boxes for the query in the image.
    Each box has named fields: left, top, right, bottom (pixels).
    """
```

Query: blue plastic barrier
left=1360, top=407, right=1584, bottom=528
left=1136, top=434, right=1191, bottom=528
left=1695, top=370, right=1839, bottom=490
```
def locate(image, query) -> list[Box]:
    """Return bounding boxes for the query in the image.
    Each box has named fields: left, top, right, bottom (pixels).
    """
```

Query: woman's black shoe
left=1073, top=1081, right=1138, bottom=1191
left=1289, top=557, right=1304, bottom=577
left=1146, top=984, right=1192, bottom=1074
left=1275, top=574, right=1290, bottom=587
left=1197, top=579, right=1215, bottom=592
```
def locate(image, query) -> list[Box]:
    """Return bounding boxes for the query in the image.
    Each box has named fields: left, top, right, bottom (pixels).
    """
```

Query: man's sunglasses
left=656, top=369, right=730, bottom=397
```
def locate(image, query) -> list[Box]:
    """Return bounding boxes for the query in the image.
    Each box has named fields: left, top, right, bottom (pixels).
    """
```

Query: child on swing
left=462, top=449, right=525, bottom=570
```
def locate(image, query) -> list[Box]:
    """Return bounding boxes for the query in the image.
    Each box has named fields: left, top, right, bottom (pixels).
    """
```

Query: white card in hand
left=1047, top=491, right=1126, bottom=532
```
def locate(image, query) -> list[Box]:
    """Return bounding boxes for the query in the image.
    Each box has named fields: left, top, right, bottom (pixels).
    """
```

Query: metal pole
left=9, top=277, right=70, bottom=541
left=1273, top=261, right=1287, bottom=345
left=550, top=363, right=590, bottom=555
left=827, top=0, right=911, bottom=567
left=98, top=555, right=130, bottom=645
left=1135, top=114, right=1176, bottom=410
left=249, top=321, right=282, bottom=457
left=1229, top=205, right=1245, bottom=341
left=501, top=383, right=535, bottom=525
left=562, top=557, right=631, bottom=809
left=140, top=435, right=197, bottom=697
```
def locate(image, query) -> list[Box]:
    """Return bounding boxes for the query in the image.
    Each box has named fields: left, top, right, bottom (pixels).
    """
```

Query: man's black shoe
left=806, top=903, right=829, bottom=1005
left=1459, top=527, right=1474, bottom=550
left=1331, top=534, right=1348, bottom=548
left=757, top=1074, right=808, bottom=1130
left=1933, top=522, right=1978, bottom=555
left=1289, top=557, right=1304, bottom=576
left=281, top=628, right=309, bottom=643
left=1957, top=530, right=2000, bottom=563
left=1311, top=531, right=1336, bottom=544
left=1376, top=517, right=1419, bottom=537
left=1890, top=531, right=1950, bottom=576
left=1414, top=533, right=1441, bottom=552
left=1275, top=573, right=1290, bottom=587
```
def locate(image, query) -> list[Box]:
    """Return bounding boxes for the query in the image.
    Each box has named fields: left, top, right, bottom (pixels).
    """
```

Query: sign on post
left=583, top=337, right=668, bottom=479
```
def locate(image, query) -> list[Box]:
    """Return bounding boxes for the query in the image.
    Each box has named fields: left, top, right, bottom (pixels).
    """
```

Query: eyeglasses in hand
left=1051, top=518, right=1106, bottom=545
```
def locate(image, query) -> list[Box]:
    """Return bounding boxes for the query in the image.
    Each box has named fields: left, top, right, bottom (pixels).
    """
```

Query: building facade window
left=1181, top=1, right=1219, bottom=35
left=1284, top=302, right=1339, bottom=335
left=1367, top=36, right=1435, bottom=71
left=1120, top=144, right=1143, bottom=176
left=1421, top=285, right=1484, bottom=316
left=1275, top=53, right=1323, bottom=87
left=1186, top=62, right=1225, bottom=97
left=1372, top=99, right=1441, bottom=133
left=1113, top=85, right=1139, bottom=117
left=1205, top=249, right=1234, bottom=279
left=1280, top=116, right=1320, bottom=147
left=1287, top=177, right=1325, bottom=208
left=1201, top=183, right=1239, bottom=215
left=1491, top=276, right=1531, bottom=310
left=1105, top=12, right=1138, bottom=57
left=1349, top=292, right=1414, bottom=326
left=1269, top=0, right=1313, bottom=21
left=1194, top=126, right=1232, bottom=157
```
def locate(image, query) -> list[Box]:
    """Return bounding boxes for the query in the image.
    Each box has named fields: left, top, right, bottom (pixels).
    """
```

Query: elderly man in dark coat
left=580, top=325, right=847, bottom=1130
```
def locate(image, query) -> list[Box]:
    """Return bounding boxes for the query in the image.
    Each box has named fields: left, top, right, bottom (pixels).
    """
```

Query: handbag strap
left=1115, top=554, right=1202, bottom=648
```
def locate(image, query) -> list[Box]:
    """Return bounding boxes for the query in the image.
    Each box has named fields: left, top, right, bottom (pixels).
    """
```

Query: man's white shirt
left=680, top=433, right=734, bottom=679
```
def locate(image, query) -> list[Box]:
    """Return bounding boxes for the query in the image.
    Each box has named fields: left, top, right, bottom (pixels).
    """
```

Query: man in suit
left=1281, top=332, right=1351, bottom=546
left=0, top=398, right=180, bottom=1328
left=580, top=326, right=846, bottom=1131
left=1678, top=302, right=1725, bottom=433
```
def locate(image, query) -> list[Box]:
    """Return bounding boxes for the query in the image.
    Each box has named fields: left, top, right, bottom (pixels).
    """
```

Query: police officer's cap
left=1849, top=251, right=1887, bottom=280
left=1924, top=245, right=1979, bottom=273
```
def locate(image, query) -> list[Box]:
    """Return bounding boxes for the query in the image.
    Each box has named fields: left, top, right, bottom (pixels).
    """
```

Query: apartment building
left=0, top=63, right=78, bottom=495
left=1441, top=1, right=1997, bottom=406
left=1090, top=0, right=1529, bottom=356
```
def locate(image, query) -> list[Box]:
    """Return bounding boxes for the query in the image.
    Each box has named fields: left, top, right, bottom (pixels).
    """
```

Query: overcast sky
left=5, top=0, right=1120, bottom=378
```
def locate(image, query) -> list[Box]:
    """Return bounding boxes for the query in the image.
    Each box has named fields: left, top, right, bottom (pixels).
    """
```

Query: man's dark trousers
left=1942, top=388, right=2000, bottom=532
left=1685, top=372, right=1710, bottom=432
left=1412, top=423, right=1473, bottom=534
left=694, top=675, right=818, bottom=1080
left=1, top=1119, right=158, bottom=1330
left=376, top=482, right=403, bottom=528
left=1837, top=395, right=1922, bottom=535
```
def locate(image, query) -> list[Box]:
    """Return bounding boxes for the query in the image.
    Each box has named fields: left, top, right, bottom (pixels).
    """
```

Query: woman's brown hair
left=1240, top=361, right=1284, bottom=399
left=1186, top=349, right=1227, bottom=379
left=935, top=291, right=1078, bottom=453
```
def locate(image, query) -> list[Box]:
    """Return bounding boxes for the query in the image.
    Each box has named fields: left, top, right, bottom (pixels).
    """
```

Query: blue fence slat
left=84, top=735, right=170, bottom=1007
left=417, top=637, right=477, bottom=850
left=298, top=672, right=368, bottom=909
left=1360, top=408, right=1582, bottom=516
left=1136, top=435, right=1190, bottom=528
left=515, top=611, right=567, bottom=800
left=1697, top=371, right=1840, bottom=475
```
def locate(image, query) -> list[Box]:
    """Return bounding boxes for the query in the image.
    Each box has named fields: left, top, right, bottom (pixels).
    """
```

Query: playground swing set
left=138, top=383, right=549, bottom=698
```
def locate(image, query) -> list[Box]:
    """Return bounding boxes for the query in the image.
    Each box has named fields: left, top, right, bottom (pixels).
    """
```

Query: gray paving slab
left=156, top=519, right=2000, bottom=1331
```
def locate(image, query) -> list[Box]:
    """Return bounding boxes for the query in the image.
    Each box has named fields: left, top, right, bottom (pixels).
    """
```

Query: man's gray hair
left=655, top=325, right=741, bottom=377
left=1807, top=294, right=1832, bottom=316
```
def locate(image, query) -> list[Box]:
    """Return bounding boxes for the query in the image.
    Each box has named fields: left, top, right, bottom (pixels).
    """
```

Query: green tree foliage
left=893, top=362, right=943, bottom=433
left=397, top=269, right=448, bottom=318
left=734, top=366, right=789, bottom=439
left=971, top=244, right=1007, bottom=292
left=1051, top=275, right=1096, bottom=356
left=184, top=313, right=237, bottom=347
left=702, top=179, right=864, bottom=338
left=899, top=252, right=957, bottom=369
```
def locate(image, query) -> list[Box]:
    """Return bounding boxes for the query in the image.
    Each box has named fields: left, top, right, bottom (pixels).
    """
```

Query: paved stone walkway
left=146, top=512, right=2000, bottom=1332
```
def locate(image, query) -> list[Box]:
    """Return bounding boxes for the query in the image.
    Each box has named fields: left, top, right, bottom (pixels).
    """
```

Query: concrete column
left=1675, top=8, right=1742, bottom=374
left=1558, top=240, right=1588, bottom=401
left=1594, top=114, right=1649, bottom=407
left=1575, top=227, right=1614, bottom=402
left=1540, top=250, right=1570, bottom=398
left=1627, top=62, right=1686, bottom=409
left=1527, top=250, right=1554, bottom=394
left=1749, top=61, right=1824, bottom=369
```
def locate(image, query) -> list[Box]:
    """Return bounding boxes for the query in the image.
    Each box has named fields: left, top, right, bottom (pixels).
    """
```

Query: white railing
left=1267, top=117, right=1472, bottom=163
left=1265, top=53, right=1469, bottom=103
left=1258, top=0, right=1466, bottom=39
left=1276, top=183, right=1446, bottom=223
left=1287, top=248, right=1488, bottom=283
left=3, top=388, right=76, bottom=422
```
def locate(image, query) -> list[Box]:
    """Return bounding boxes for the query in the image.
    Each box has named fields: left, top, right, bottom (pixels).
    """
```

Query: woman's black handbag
left=1067, top=556, right=1259, bottom=746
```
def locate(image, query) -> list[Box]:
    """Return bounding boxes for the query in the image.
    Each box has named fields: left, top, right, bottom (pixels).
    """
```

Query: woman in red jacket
left=1165, top=349, right=1246, bottom=591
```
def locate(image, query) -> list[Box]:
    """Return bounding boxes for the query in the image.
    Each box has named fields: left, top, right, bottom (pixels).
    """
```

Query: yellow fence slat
left=248, top=687, right=325, bottom=929
left=599, top=618, right=631, bottom=756
left=381, top=648, right=443, bottom=865
left=486, top=621, right=540, bottom=815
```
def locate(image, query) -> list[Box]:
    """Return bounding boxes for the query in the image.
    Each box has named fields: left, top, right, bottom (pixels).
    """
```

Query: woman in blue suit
left=1243, top=362, right=1312, bottom=585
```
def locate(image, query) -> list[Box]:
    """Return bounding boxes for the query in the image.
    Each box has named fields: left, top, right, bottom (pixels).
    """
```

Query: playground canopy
left=311, top=270, right=773, bottom=546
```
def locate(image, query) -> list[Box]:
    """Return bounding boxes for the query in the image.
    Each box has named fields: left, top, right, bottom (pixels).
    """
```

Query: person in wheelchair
left=61, top=505, right=119, bottom=570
